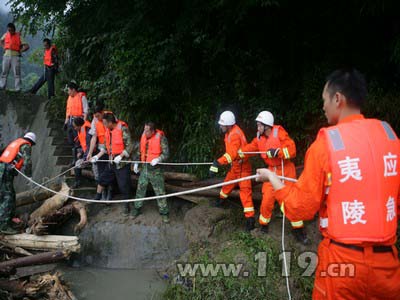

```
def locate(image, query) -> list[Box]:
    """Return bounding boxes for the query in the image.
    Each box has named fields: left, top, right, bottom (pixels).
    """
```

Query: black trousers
left=30, top=66, right=56, bottom=99
left=99, top=164, right=132, bottom=199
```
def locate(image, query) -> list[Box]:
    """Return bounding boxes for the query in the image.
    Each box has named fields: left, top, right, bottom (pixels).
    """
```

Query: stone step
left=56, top=156, right=73, bottom=166
left=54, top=145, right=72, bottom=156
left=49, top=128, right=66, bottom=139
left=51, top=138, right=68, bottom=146
left=48, top=120, right=65, bottom=130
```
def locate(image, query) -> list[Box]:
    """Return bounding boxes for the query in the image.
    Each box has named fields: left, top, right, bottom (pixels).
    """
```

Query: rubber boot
left=0, top=223, right=19, bottom=235
left=94, top=193, right=102, bottom=200
left=123, top=203, right=130, bottom=216
left=131, top=207, right=142, bottom=218
left=245, top=217, right=255, bottom=231
left=101, top=189, right=107, bottom=200
left=260, top=225, right=269, bottom=234
left=292, top=227, right=311, bottom=245
left=161, top=214, right=170, bottom=224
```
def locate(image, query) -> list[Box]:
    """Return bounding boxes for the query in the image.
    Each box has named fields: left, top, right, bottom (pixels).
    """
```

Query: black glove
left=63, top=123, right=68, bottom=131
left=209, top=160, right=220, bottom=178
left=266, top=148, right=280, bottom=158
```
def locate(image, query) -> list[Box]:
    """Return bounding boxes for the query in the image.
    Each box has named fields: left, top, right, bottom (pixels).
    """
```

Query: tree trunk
left=1, top=234, right=80, bottom=252
left=16, top=181, right=62, bottom=207
left=29, top=182, right=70, bottom=225
left=0, top=250, right=69, bottom=272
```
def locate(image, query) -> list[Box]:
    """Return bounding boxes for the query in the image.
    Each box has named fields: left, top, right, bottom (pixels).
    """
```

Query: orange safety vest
left=4, top=32, right=21, bottom=52
left=94, top=110, right=115, bottom=144
left=105, top=120, right=128, bottom=156
left=224, top=125, right=248, bottom=163
left=43, top=45, right=57, bottom=66
left=140, top=130, right=164, bottom=162
left=0, top=138, right=31, bottom=170
left=77, top=120, right=91, bottom=152
left=257, top=125, right=283, bottom=167
left=319, top=119, right=399, bottom=243
left=66, top=93, right=83, bottom=117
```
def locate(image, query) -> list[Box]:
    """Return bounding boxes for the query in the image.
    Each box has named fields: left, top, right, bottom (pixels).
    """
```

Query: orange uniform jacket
left=275, top=114, right=400, bottom=246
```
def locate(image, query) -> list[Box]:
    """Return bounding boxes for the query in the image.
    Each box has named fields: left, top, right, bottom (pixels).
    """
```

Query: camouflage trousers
left=0, top=163, right=16, bottom=226
left=134, top=166, right=168, bottom=215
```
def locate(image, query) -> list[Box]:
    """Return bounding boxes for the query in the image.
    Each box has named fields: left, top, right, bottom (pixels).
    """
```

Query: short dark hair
left=145, top=122, right=155, bottom=131
left=43, top=38, right=51, bottom=45
left=103, top=113, right=117, bottom=124
left=7, top=23, right=15, bottom=30
left=94, top=104, right=105, bottom=114
left=325, top=69, right=367, bottom=108
left=68, top=81, right=78, bottom=90
left=73, top=117, right=85, bottom=127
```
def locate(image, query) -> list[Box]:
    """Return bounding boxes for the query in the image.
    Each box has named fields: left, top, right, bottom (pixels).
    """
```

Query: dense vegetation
left=8, top=0, right=400, bottom=170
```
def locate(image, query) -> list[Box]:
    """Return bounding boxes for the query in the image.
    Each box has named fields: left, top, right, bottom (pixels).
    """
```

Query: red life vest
left=0, top=138, right=31, bottom=170
left=77, top=120, right=91, bottom=152
left=94, top=111, right=115, bottom=144
left=257, top=125, right=283, bottom=167
left=319, top=119, right=399, bottom=243
left=105, top=120, right=128, bottom=155
left=43, top=45, right=57, bottom=66
left=4, top=32, right=21, bottom=52
left=140, top=130, right=164, bottom=162
left=66, top=93, right=83, bottom=117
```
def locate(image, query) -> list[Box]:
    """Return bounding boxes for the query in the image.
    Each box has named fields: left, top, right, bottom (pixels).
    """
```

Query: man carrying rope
left=0, top=132, right=36, bottom=234
left=257, top=69, right=400, bottom=299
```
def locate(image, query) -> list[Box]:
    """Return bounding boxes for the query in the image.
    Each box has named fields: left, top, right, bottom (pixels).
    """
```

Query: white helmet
left=24, top=132, right=37, bottom=144
left=218, top=111, right=236, bottom=126
left=255, top=111, right=274, bottom=127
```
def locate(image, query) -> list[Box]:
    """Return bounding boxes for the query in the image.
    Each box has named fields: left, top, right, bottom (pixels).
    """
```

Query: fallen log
left=1, top=234, right=80, bottom=253
left=77, top=169, right=198, bottom=183
left=165, top=183, right=262, bottom=201
left=0, top=250, right=69, bottom=273
left=174, top=194, right=215, bottom=204
left=16, top=181, right=62, bottom=207
left=29, top=202, right=87, bottom=235
left=29, top=182, right=70, bottom=224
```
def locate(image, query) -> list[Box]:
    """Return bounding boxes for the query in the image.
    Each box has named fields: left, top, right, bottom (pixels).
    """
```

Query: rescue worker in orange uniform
left=97, top=113, right=133, bottom=215
left=256, top=69, right=400, bottom=300
left=209, top=111, right=255, bottom=231
left=72, top=117, right=91, bottom=188
left=0, top=132, right=36, bottom=234
left=0, top=23, right=29, bottom=91
left=241, top=111, right=309, bottom=244
left=87, top=104, right=116, bottom=200
left=29, top=38, right=58, bottom=99
left=63, top=81, right=88, bottom=166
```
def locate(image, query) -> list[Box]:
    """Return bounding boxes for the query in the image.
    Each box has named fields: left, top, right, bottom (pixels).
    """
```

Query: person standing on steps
left=209, top=111, right=255, bottom=232
left=97, top=113, right=132, bottom=215
left=256, top=69, right=400, bottom=299
left=0, top=132, right=36, bottom=234
left=63, top=81, right=88, bottom=167
left=29, top=38, right=58, bottom=99
left=132, top=122, right=170, bottom=223
left=87, top=104, right=116, bottom=200
left=72, top=117, right=91, bottom=188
left=0, top=23, right=30, bottom=91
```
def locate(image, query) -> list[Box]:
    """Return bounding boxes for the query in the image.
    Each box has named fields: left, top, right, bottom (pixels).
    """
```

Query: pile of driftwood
left=0, top=181, right=86, bottom=299
left=76, top=169, right=263, bottom=204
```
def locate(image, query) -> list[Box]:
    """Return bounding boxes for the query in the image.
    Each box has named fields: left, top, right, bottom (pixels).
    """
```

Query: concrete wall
left=0, top=91, right=60, bottom=193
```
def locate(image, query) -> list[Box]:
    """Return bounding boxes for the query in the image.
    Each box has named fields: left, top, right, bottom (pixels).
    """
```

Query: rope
left=95, top=159, right=213, bottom=166
left=280, top=158, right=292, bottom=300
left=15, top=167, right=259, bottom=203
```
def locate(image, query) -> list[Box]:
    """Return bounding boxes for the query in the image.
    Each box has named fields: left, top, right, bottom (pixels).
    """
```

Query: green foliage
left=8, top=0, right=400, bottom=168
left=163, top=232, right=313, bottom=299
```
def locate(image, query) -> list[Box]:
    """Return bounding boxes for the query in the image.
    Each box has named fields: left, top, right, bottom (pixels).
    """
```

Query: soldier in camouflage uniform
left=132, top=122, right=169, bottom=223
left=0, top=132, right=36, bottom=234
